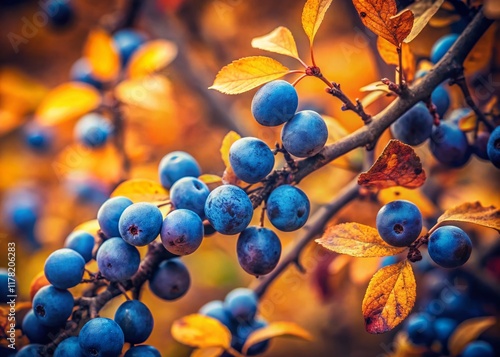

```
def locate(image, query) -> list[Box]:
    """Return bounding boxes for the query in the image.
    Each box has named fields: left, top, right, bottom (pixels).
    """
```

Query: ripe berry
left=224, top=288, right=258, bottom=322
left=47, top=0, right=74, bottom=28
left=149, top=258, right=190, bottom=300
left=16, top=344, right=44, bottom=357
left=64, top=230, right=95, bottom=263
left=281, top=110, right=328, bottom=157
left=462, top=341, right=495, bottom=357
left=233, top=318, right=269, bottom=356
left=170, top=177, right=210, bottom=218
left=430, top=122, right=471, bottom=168
left=199, top=300, right=236, bottom=331
left=115, top=300, right=154, bottom=344
left=160, top=209, right=204, bottom=256
left=44, top=248, right=85, bottom=289
left=74, top=113, right=113, bottom=148
left=113, top=29, right=147, bottom=65
left=54, top=336, right=83, bottom=357
left=487, top=126, right=500, bottom=168
left=70, top=58, right=102, bottom=89
left=251, top=80, right=298, bottom=126
left=118, top=202, right=163, bottom=246
left=124, top=345, right=161, bottom=357
left=406, top=313, right=435, bottom=346
left=79, top=318, right=124, bottom=357
left=430, top=34, right=459, bottom=63
left=390, top=103, right=433, bottom=146
left=431, top=85, right=450, bottom=118
left=24, top=123, right=53, bottom=152
left=96, top=237, right=140, bottom=281
left=266, top=185, right=310, bottom=232
left=33, top=285, right=74, bottom=327
left=433, top=318, right=457, bottom=354
left=237, top=226, right=282, bottom=276
left=428, top=226, right=472, bottom=268
left=97, top=196, right=133, bottom=238
left=158, top=151, right=201, bottom=189
left=22, top=310, right=58, bottom=344
left=205, top=185, right=253, bottom=235
left=229, top=137, right=275, bottom=183
left=376, top=200, right=422, bottom=247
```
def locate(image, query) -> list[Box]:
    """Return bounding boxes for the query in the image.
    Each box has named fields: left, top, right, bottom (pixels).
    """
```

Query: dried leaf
left=433, top=202, right=500, bottom=232
left=353, top=0, right=414, bottom=46
left=210, top=56, right=290, bottom=95
left=302, top=0, right=334, bottom=45
left=251, top=26, right=300, bottom=60
left=404, top=0, right=445, bottom=43
left=127, top=39, right=178, bottom=79
left=242, top=322, right=313, bottom=355
left=171, top=314, right=231, bottom=349
left=464, top=23, right=496, bottom=73
left=358, top=140, right=426, bottom=190
left=316, top=223, right=406, bottom=257
left=362, top=260, right=416, bottom=334
left=111, top=179, right=169, bottom=203
left=115, top=75, right=172, bottom=113
left=84, top=29, right=120, bottom=82
left=35, top=82, right=101, bottom=126
left=448, top=317, right=497, bottom=356
left=376, top=39, right=415, bottom=82
left=191, top=347, right=225, bottom=357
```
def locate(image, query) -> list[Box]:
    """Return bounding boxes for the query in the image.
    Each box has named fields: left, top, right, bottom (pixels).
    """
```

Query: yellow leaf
left=433, top=202, right=500, bottom=233
left=127, top=40, right=178, bottom=79
left=171, top=314, right=231, bottom=349
left=210, top=56, right=290, bottom=95
left=302, top=0, right=334, bottom=46
left=252, top=26, right=300, bottom=61
left=111, top=178, right=169, bottom=203
left=115, top=75, right=172, bottom=113
left=379, top=187, right=437, bottom=218
left=404, top=0, right=445, bottom=43
left=464, top=23, right=496, bottom=73
left=199, top=174, right=223, bottom=191
left=83, top=29, right=120, bottom=82
left=220, top=131, right=241, bottom=169
left=191, top=347, right=225, bottom=357
left=448, top=317, right=497, bottom=356
left=316, top=223, right=406, bottom=257
left=353, top=0, right=414, bottom=46
left=376, top=39, right=415, bottom=82
left=360, top=91, right=391, bottom=108
left=35, top=82, right=101, bottom=126
left=457, top=111, right=477, bottom=132
left=362, top=260, right=416, bottom=334
left=242, top=321, right=313, bottom=355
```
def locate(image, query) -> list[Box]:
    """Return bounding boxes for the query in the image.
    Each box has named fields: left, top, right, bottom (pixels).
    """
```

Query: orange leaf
left=448, top=317, right=497, bottom=356
left=190, top=347, right=225, bottom=357
left=404, top=0, right=445, bottom=43
left=35, top=82, right=101, bottom=126
left=242, top=322, right=313, bottom=355
left=115, top=75, right=172, bottom=113
left=127, top=40, right=178, bottom=79
left=29, top=271, right=50, bottom=301
left=362, top=260, right=416, bottom=334
left=111, top=179, right=169, bottom=203
left=353, top=0, right=414, bottom=46
left=358, top=140, right=426, bottom=190
left=171, top=314, right=231, bottom=349
left=457, top=111, right=477, bottom=132
left=432, top=202, right=500, bottom=233
left=302, top=0, right=334, bottom=46
left=376, top=38, right=415, bottom=82
left=316, top=223, right=406, bottom=257
left=251, top=26, right=301, bottom=60
left=84, top=29, right=120, bottom=82
left=210, top=56, right=290, bottom=95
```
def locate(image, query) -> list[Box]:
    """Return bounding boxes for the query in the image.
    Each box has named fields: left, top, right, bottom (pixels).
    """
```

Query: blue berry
left=430, top=122, right=471, bottom=168
left=199, top=300, right=236, bottom=331
left=406, top=313, right=435, bottom=346
left=118, top=202, right=163, bottom=246
left=44, top=248, right=85, bottom=289
left=16, top=344, right=44, bottom=357
left=462, top=341, right=495, bottom=357
left=24, top=123, right=53, bottom=152
left=487, top=126, right=500, bottom=168
left=428, top=226, right=472, bottom=268
left=96, top=237, right=140, bottom=281
left=54, top=336, right=84, bottom=357
left=431, top=85, right=450, bottom=118
left=149, top=258, right=190, bottom=300
left=0, top=268, right=12, bottom=303
left=234, top=318, right=269, bottom=356
left=170, top=177, right=209, bottom=218
left=430, top=34, right=459, bottom=63
left=2, top=188, right=40, bottom=234
left=124, top=345, right=161, bottom=357
left=376, top=200, right=422, bottom=247
left=224, top=288, right=258, bottom=322
left=158, top=151, right=201, bottom=189
left=237, top=227, right=281, bottom=276
left=433, top=318, right=457, bottom=353
left=64, top=230, right=95, bottom=263
left=229, top=137, right=275, bottom=183
left=22, top=310, right=58, bottom=344
left=266, top=185, right=310, bottom=232
left=281, top=110, right=328, bottom=157
left=47, top=0, right=73, bottom=27
left=391, top=103, right=433, bottom=146
left=251, top=80, right=298, bottom=126
left=74, top=113, right=113, bottom=148
left=97, top=196, right=133, bottom=238
left=70, top=58, right=102, bottom=89
left=33, top=285, right=74, bottom=327
left=205, top=185, right=253, bottom=235
left=79, top=317, right=124, bottom=357
left=115, top=300, right=154, bottom=344
left=113, top=29, right=147, bottom=66
left=160, top=209, right=204, bottom=256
